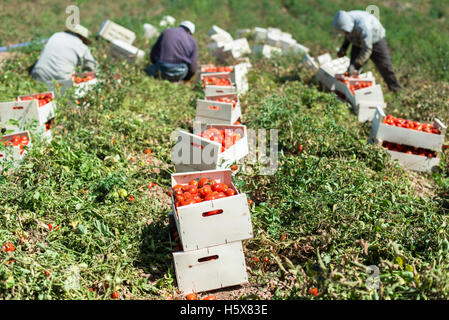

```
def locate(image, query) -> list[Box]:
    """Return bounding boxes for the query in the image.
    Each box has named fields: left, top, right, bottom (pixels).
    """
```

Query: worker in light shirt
left=31, top=24, right=98, bottom=82
left=145, top=21, right=198, bottom=82
left=332, top=10, right=401, bottom=92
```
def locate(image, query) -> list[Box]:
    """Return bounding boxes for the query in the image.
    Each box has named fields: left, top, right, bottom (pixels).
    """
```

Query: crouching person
left=145, top=21, right=198, bottom=82
left=31, top=24, right=98, bottom=82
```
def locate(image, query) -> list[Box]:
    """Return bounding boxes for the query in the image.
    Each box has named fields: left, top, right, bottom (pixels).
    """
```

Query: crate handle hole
left=202, top=209, right=223, bottom=217
left=198, top=255, right=219, bottom=263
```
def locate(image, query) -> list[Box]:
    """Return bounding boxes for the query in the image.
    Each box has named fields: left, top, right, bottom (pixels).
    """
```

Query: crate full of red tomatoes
left=169, top=169, right=253, bottom=252
left=16, top=91, right=57, bottom=127
left=196, top=94, right=242, bottom=125
left=172, top=124, right=248, bottom=172
left=370, top=107, right=446, bottom=172
left=0, top=97, right=54, bottom=137
left=72, top=72, right=98, bottom=98
left=201, top=73, right=237, bottom=96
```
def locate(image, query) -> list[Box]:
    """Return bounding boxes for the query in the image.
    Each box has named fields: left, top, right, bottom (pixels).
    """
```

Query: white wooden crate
left=219, top=38, right=251, bottom=60
left=0, top=99, right=54, bottom=130
left=173, top=124, right=248, bottom=172
left=291, top=42, right=310, bottom=55
left=334, top=73, right=377, bottom=106
left=0, top=131, right=32, bottom=167
left=72, top=72, right=99, bottom=99
left=253, top=44, right=282, bottom=59
left=302, top=54, right=318, bottom=71
left=208, top=25, right=233, bottom=42
left=253, top=27, right=267, bottom=41
left=370, top=107, right=446, bottom=151
left=170, top=169, right=253, bottom=251
left=204, top=84, right=237, bottom=96
left=195, top=99, right=242, bottom=125
left=16, top=91, right=57, bottom=125
left=317, top=53, right=332, bottom=65
left=385, top=149, right=440, bottom=172
left=173, top=241, right=248, bottom=294
left=315, top=57, right=350, bottom=90
left=109, top=39, right=145, bottom=63
left=98, top=20, right=136, bottom=44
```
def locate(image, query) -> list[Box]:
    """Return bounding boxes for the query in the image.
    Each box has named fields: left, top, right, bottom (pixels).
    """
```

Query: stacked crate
left=315, top=57, right=386, bottom=122
left=169, top=169, right=253, bottom=294
left=0, top=92, right=56, bottom=142
left=71, top=72, right=99, bottom=99
left=370, top=107, right=446, bottom=172
left=250, top=27, right=310, bottom=57
left=207, top=25, right=251, bottom=61
left=171, top=63, right=251, bottom=172
left=334, top=72, right=386, bottom=122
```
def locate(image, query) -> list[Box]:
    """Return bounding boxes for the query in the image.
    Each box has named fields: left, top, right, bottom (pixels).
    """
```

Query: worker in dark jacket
left=145, top=21, right=198, bottom=82
left=332, top=10, right=401, bottom=92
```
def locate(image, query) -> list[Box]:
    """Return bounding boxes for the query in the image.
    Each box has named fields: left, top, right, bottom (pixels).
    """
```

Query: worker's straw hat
left=179, top=21, right=195, bottom=35
left=66, top=24, right=91, bottom=44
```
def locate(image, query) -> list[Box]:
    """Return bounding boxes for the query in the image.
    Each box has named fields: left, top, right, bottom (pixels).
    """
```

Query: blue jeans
left=145, top=61, right=189, bottom=82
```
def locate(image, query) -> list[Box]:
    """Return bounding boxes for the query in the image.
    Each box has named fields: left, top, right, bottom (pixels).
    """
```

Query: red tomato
left=189, top=180, right=199, bottom=187
left=203, top=296, right=217, bottom=300
left=212, top=183, right=227, bottom=192
left=225, top=189, right=236, bottom=197
left=182, top=199, right=197, bottom=206
left=199, top=185, right=212, bottom=198
left=186, top=293, right=197, bottom=300
left=173, top=184, right=183, bottom=191
left=198, top=178, right=209, bottom=188
left=187, top=185, right=198, bottom=194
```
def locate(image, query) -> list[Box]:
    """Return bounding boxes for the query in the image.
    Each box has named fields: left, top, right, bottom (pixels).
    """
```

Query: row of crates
left=0, top=71, right=101, bottom=169
left=170, top=62, right=254, bottom=295
left=313, top=54, right=447, bottom=173
left=173, top=64, right=251, bottom=173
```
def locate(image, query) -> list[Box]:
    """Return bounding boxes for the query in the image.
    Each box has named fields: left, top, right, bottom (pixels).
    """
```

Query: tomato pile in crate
left=201, top=65, right=234, bottom=73
left=196, top=94, right=242, bottom=125
left=173, top=124, right=248, bottom=172
left=18, top=92, right=54, bottom=107
left=370, top=107, right=446, bottom=172
left=335, top=72, right=373, bottom=94
left=169, top=169, right=252, bottom=294
left=72, top=72, right=98, bottom=98
left=201, top=73, right=236, bottom=96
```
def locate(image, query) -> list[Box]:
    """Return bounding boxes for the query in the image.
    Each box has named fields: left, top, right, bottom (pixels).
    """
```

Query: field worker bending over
left=332, top=10, right=402, bottom=92
left=31, top=24, right=98, bottom=82
left=145, top=21, right=198, bottom=82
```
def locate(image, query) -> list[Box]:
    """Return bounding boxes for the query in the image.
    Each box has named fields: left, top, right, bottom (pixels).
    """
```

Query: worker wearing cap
left=30, top=24, right=98, bottom=82
left=332, top=10, right=401, bottom=92
left=145, top=21, right=198, bottom=82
